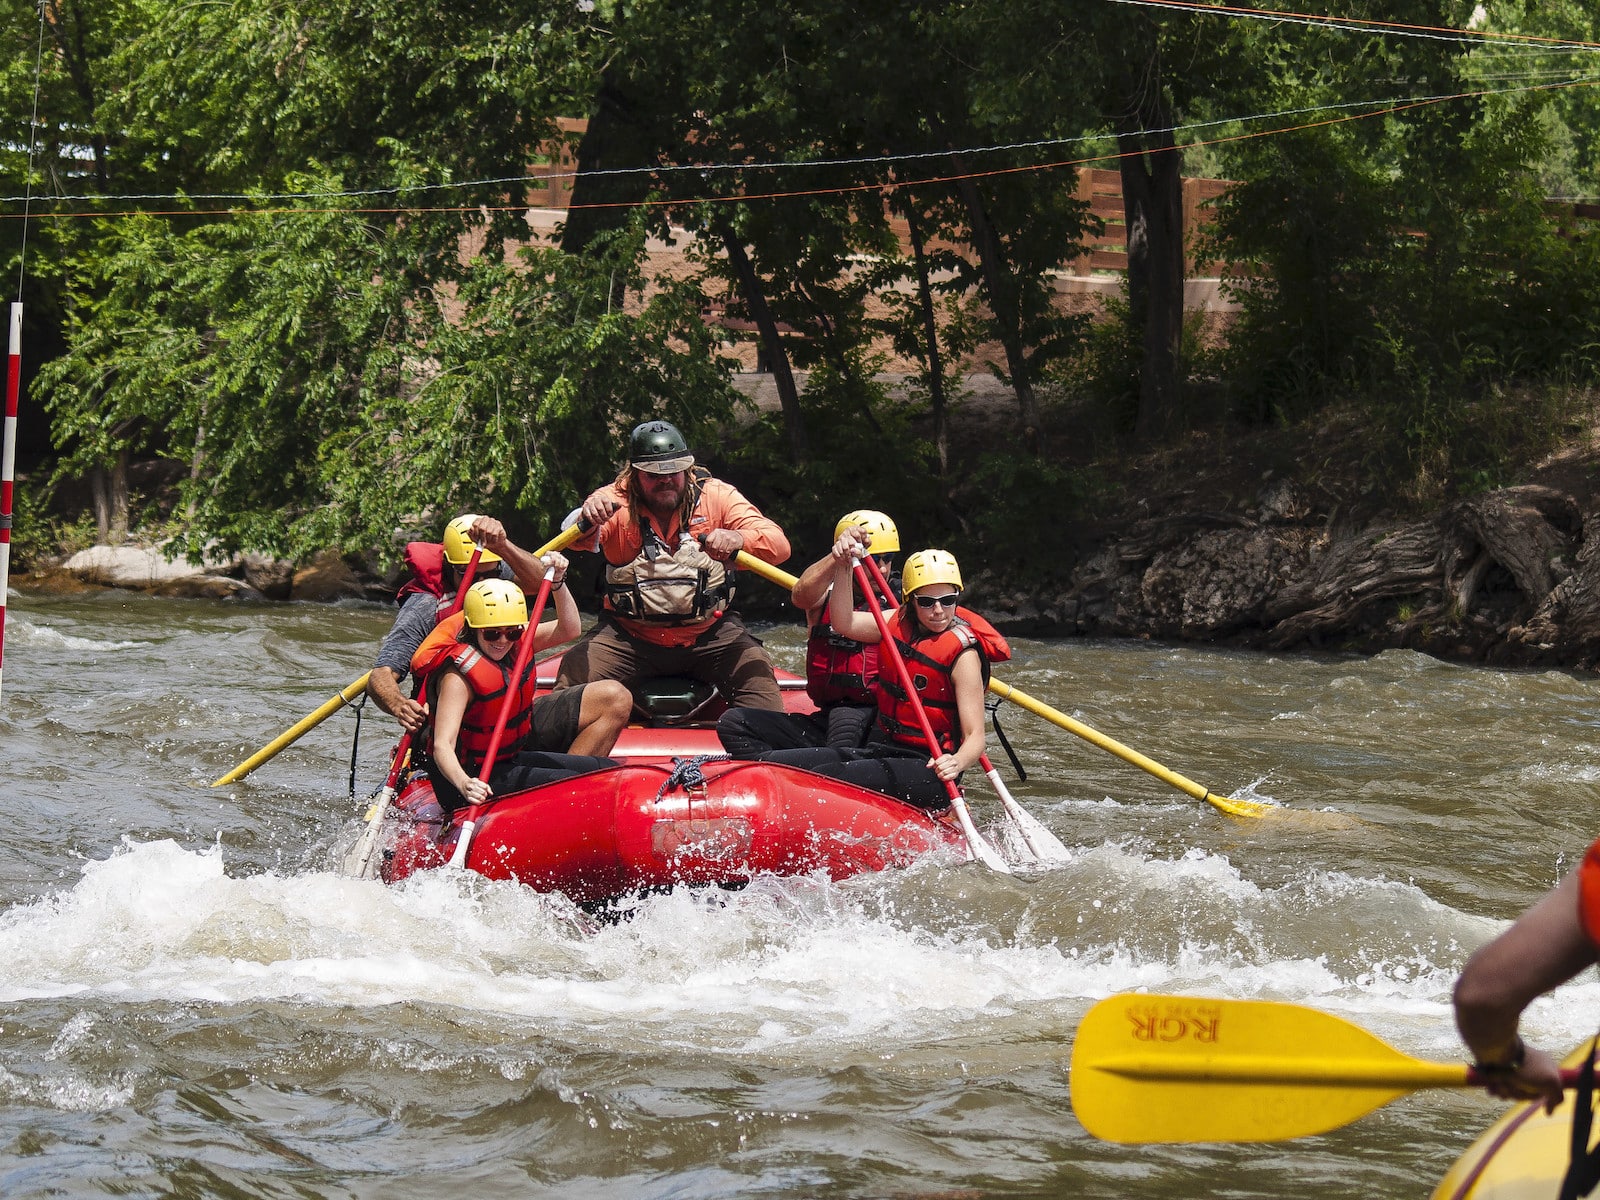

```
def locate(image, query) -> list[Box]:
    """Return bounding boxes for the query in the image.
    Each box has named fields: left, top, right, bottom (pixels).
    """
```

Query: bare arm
left=930, top=649, right=986, bottom=782
left=790, top=551, right=838, bottom=614
left=430, top=672, right=492, bottom=805
left=825, top=533, right=879, bottom=642
left=1454, top=870, right=1596, bottom=1109
left=533, top=555, right=581, bottom=649
left=367, top=667, right=427, bottom=733
left=469, top=515, right=544, bottom=594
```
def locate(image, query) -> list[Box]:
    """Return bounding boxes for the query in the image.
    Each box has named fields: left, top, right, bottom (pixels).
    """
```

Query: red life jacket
left=423, top=633, right=538, bottom=778
left=805, top=613, right=881, bottom=706
left=872, top=606, right=1011, bottom=753
left=396, top=541, right=448, bottom=603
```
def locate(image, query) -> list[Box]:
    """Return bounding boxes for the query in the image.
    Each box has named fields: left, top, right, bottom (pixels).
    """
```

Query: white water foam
left=4, top=838, right=1594, bottom=1066
left=4, top=614, right=147, bottom=652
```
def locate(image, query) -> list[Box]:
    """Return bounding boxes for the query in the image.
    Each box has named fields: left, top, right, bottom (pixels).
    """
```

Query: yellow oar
left=211, top=674, right=371, bottom=787
left=735, top=551, right=1276, bottom=820
left=213, top=524, right=584, bottom=788
left=982, top=678, right=1278, bottom=820
left=1070, top=993, right=1578, bottom=1144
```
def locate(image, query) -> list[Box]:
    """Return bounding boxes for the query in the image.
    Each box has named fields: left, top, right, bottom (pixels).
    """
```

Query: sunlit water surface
left=2, top=589, right=1597, bottom=1198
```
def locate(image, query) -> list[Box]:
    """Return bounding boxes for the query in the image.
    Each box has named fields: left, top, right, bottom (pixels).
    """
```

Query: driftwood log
left=978, top=483, right=1600, bottom=669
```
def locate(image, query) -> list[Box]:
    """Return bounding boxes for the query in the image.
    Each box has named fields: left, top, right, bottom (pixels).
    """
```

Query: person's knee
left=590, top=680, right=633, bottom=725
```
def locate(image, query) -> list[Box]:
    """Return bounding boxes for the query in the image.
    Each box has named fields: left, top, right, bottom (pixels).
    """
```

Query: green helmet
left=629, top=420, right=695, bottom=475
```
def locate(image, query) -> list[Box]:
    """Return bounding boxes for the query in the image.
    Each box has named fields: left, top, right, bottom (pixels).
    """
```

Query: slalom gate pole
left=1, top=303, right=20, bottom=708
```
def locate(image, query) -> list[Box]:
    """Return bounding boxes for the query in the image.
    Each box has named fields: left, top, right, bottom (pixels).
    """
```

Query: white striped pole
left=1, top=302, right=20, bottom=706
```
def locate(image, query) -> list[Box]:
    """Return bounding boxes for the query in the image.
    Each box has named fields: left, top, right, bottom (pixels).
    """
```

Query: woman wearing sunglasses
left=825, top=540, right=1009, bottom=792
left=752, top=536, right=1009, bottom=809
left=418, top=573, right=617, bottom=812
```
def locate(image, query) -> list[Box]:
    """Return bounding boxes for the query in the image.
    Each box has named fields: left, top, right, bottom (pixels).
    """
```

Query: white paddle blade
left=342, top=787, right=396, bottom=880
left=985, top=767, right=1072, bottom=866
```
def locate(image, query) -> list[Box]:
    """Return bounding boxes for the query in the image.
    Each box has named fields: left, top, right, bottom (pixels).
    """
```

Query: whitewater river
left=2, top=587, right=1597, bottom=1198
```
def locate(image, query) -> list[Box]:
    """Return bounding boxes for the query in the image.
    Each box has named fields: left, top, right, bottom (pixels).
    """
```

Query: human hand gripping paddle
left=1068, top=993, right=1581, bottom=1144
left=445, top=557, right=559, bottom=871
left=849, top=557, right=1011, bottom=873
left=859, top=554, right=1072, bottom=866
left=340, top=548, right=485, bottom=880
left=212, top=526, right=585, bottom=788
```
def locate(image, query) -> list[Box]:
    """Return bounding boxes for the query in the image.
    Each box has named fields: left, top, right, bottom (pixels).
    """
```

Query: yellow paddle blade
left=1070, top=994, right=1471, bottom=1144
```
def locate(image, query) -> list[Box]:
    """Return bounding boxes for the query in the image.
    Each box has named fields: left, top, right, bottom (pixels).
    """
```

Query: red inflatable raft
left=378, top=660, right=968, bottom=905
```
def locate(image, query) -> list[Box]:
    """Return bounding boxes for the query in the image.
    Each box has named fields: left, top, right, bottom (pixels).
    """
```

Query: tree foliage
left=4, top=0, right=1600, bottom=569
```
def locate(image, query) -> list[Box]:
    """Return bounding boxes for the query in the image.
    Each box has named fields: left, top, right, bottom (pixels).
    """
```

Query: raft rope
left=1560, top=1033, right=1600, bottom=1200
left=346, top=692, right=368, bottom=800
left=986, top=694, right=1027, bottom=783
left=656, top=754, right=731, bottom=800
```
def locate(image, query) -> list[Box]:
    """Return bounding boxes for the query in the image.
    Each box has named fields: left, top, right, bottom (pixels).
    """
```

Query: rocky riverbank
left=16, top=385, right=1600, bottom=672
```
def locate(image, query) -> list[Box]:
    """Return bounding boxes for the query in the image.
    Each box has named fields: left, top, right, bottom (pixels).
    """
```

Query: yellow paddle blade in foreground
left=1070, top=993, right=1471, bottom=1144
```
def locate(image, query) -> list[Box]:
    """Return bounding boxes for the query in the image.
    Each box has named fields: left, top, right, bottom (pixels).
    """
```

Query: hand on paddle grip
left=581, top=486, right=622, bottom=527
left=830, top=527, right=871, bottom=562
left=1474, top=1040, right=1566, bottom=1111
left=699, top=529, right=744, bottom=560
left=466, top=515, right=509, bottom=557
left=541, top=552, right=568, bottom=587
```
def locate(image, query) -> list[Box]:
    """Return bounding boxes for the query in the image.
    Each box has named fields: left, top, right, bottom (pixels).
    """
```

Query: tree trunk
left=1118, top=123, right=1185, bottom=442
left=89, top=448, right=129, bottom=545
left=952, top=172, right=1041, bottom=454
left=561, top=72, right=655, bottom=272
left=905, top=207, right=949, bottom=476
left=720, top=229, right=807, bottom=463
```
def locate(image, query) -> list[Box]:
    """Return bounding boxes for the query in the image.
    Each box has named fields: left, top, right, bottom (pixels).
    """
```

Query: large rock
left=291, top=551, right=366, bottom=602
left=242, top=553, right=295, bottom=600
left=62, top=543, right=237, bottom=588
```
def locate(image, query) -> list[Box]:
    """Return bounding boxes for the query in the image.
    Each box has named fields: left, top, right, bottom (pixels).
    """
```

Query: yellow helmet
left=901, top=549, right=962, bottom=595
left=443, top=515, right=503, bottom=566
left=463, top=579, right=527, bottom=628
left=834, top=509, right=900, bottom=554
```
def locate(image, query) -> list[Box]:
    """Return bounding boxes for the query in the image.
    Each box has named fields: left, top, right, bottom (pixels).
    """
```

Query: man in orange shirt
left=553, top=420, right=792, bottom=710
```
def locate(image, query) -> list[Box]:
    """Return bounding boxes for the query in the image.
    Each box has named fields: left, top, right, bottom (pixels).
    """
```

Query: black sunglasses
left=480, top=625, right=525, bottom=643
left=914, top=591, right=962, bottom=610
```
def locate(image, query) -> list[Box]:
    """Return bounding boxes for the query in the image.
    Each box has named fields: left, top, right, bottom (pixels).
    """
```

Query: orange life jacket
left=872, top=606, right=1010, bottom=753
left=1580, top=836, right=1600, bottom=949
left=418, top=621, right=538, bottom=778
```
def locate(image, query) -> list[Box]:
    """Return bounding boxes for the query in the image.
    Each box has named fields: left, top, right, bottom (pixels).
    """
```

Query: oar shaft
left=1094, top=1053, right=1474, bottom=1089
left=736, top=550, right=797, bottom=590
left=211, top=673, right=371, bottom=787
left=984, top=677, right=1272, bottom=819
